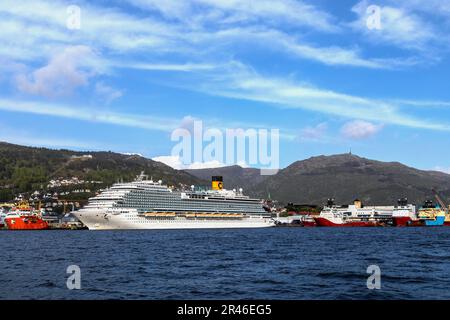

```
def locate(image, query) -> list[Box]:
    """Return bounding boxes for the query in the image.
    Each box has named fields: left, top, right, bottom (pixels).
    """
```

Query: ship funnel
left=354, top=199, right=362, bottom=209
left=212, top=176, right=223, bottom=190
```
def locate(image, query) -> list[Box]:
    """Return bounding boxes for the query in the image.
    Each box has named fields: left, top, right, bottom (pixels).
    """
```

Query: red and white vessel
left=4, top=202, right=49, bottom=230
left=391, top=198, right=417, bottom=227
left=314, top=199, right=393, bottom=227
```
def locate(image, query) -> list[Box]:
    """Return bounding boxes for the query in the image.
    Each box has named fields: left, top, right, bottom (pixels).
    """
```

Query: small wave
left=38, top=280, right=57, bottom=288
left=315, top=271, right=365, bottom=281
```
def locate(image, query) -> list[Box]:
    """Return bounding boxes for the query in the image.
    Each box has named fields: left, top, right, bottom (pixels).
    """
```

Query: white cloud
left=126, top=0, right=192, bottom=20
left=178, top=115, right=198, bottom=131
left=118, top=62, right=217, bottom=72
left=0, top=0, right=180, bottom=60
left=0, top=0, right=415, bottom=70
left=340, top=120, right=384, bottom=139
left=350, top=0, right=437, bottom=50
left=95, top=82, right=123, bottom=104
left=392, top=99, right=450, bottom=108
left=385, top=0, right=450, bottom=21
left=0, top=98, right=180, bottom=132
left=194, top=62, right=450, bottom=131
left=127, top=0, right=339, bottom=32
left=433, top=166, right=450, bottom=175
left=152, top=155, right=226, bottom=170
left=235, top=28, right=407, bottom=69
left=15, top=46, right=96, bottom=97
left=299, top=123, right=328, bottom=140
left=0, top=97, right=289, bottom=138
left=187, top=160, right=227, bottom=170
left=1, top=0, right=449, bottom=138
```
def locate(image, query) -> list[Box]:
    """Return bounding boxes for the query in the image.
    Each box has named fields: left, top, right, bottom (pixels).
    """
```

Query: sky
left=1, top=0, right=450, bottom=173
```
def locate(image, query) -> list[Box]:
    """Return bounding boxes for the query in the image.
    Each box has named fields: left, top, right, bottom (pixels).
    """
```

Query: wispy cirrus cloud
left=1, top=0, right=450, bottom=139
left=0, top=98, right=179, bottom=132
left=223, top=28, right=414, bottom=69
left=0, top=0, right=417, bottom=70
left=390, top=99, right=450, bottom=109
left=188, top=62, right=450, bottom=132
left=350, top=0, right=445, bottom=54
left=125, top=0, right=340, bottom=32
left=0, top=97, right=295, bottom=139
left=116, top=62, right=217, bottom=72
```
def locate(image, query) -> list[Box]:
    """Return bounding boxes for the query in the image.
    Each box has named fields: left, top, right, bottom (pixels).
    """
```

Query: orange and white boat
left=4, top=202, right=49, bottom=230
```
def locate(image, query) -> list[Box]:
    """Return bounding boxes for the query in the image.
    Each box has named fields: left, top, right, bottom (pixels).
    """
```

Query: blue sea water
left=1, top=227, right=450, bottom=300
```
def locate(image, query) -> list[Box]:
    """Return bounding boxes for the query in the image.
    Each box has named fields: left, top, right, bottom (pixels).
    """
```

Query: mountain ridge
left=2, top=141, right=450, bottom=206
left=0, top=141, right=206, bottom=201
left=187, top=153, right=450, bottom=206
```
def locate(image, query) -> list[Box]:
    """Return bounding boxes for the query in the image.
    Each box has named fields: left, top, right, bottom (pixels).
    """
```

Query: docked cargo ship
left=431, top=190, right=450, bottom=226
left=391, top=198, right=417, bottom=227
left=73, top=173, right=275, bottom=230
left=4, top=202, right=49, bottom=230
left=314, top=199, right=393, bottom=227
left=415, top=200, right=446, bottom=226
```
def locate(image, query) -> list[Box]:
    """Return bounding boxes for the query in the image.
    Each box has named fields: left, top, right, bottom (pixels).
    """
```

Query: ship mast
left=137, top=171, right=148, bottom=181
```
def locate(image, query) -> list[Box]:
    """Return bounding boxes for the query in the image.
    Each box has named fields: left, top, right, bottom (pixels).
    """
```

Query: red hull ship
left=391, top=198, right=417, bottom=227
left=302, top=220, right=317, bottom=227
left=392, top=216, right=412, bottom=227
left=392, top=217, right=423, bottom=227
left=314, top=217, right=378, bottom=227
left=5, top=215, right=49, bottom=230
left=313, top=199, right=391, bottom=227
left=4, top=202, right=49, bottom=230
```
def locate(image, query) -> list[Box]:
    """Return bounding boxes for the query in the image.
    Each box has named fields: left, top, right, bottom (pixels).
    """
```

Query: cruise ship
left=72, top=173, right=275, bottom=230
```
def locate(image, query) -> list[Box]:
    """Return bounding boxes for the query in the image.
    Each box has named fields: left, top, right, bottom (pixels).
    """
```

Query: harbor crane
left=432, top=188, right=449, bottom=213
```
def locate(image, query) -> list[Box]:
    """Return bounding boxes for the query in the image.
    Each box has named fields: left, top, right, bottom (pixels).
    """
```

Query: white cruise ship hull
left=73, top=209, right=275, bottom=230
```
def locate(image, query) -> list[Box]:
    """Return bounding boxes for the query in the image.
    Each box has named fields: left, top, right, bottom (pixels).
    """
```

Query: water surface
left=1, top=228, right=450, bottom=299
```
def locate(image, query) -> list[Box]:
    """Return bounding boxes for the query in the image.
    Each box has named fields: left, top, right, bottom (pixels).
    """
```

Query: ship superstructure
left=4, top=201, right=49, bottom=230
left=416, top=200, right=446, bottom=226
left=73, top=173, right=274, bottom=230
left=314, top=199, right=394, bottom=227
left=392, top=198, right=417, bottom=226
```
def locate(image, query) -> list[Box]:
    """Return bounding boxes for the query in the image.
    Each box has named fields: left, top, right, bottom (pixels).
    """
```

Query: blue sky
left=1, top=0, right=450, bottom=172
